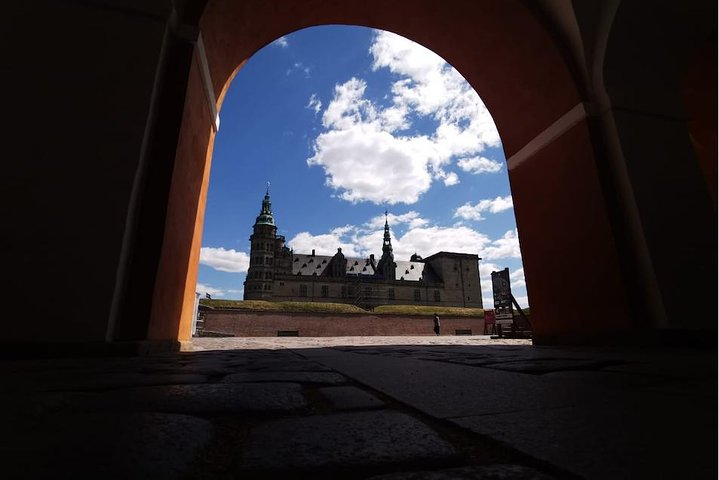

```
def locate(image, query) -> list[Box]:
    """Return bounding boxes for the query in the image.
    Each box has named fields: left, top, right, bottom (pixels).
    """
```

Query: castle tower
left=244, top=185, right=277, bottom=300
left=376, top=211, right=396, bottom=280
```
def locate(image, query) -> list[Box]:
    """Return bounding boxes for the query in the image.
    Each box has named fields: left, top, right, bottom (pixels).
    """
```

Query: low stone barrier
left=202, top=309, right=485, bottom=337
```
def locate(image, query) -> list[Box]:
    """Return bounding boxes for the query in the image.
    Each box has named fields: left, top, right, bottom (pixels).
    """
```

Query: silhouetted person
left=433, top=313, right=440, bottom=336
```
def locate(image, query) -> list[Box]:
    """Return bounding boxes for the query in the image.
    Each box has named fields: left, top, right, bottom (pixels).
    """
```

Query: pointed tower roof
left=382, top=209, right=393, bottom=256
left=254, top=183, right=275, bottom=226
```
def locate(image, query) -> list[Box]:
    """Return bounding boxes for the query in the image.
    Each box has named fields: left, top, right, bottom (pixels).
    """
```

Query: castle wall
left=425, top=255, right=483, bottom=308
left=270, top=275, right=481, bottom=308
left=203, top=310, right=486, bottom=337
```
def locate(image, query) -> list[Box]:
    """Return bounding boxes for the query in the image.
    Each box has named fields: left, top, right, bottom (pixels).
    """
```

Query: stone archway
left=143, top=0, right=637, bottom=345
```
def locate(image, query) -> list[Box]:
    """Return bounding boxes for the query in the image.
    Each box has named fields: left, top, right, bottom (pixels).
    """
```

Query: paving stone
left=222, top=371, right=347, bottom=384
left=94, top=382, right=307, bottom=414
left=367, top=464, right=556, bottom=479
left=540, top=370, right=668, bottom=390
left=318, top=386, right=385, bottom=410
left=3, top=412, right=213, bottom=480
left=0, top=372, right=209, bottom=392
left=482, top=358, right=623, bottom=374
left=302, top=349, right=599, bottom=418
left=241, top=410, right=458, bottom=470
left=248, top=360, right=333, bottom=372
left=450, top=392, right=716, bottom=480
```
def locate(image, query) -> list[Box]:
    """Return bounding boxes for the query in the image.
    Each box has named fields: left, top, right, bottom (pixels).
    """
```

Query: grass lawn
left=200, top=299, right=484, bottom=317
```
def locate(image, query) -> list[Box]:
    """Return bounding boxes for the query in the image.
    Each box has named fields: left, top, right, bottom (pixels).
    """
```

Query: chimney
left=312, top=249, right=315, bottom=256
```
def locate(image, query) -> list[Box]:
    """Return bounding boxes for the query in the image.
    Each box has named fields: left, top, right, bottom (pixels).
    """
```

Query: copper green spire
left=254, top=183, right=275, bottom=226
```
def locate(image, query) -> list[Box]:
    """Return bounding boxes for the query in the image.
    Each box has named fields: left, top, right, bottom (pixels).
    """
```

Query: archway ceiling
left=200, top=0, right=582, bottom=157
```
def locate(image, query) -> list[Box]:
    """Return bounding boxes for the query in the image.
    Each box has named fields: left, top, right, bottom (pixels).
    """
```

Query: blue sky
left=197, top=26, right=528, bottom=308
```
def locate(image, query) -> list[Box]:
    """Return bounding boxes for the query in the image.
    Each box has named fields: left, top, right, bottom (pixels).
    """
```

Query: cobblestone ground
left=1, top=336, right=714, bottom=479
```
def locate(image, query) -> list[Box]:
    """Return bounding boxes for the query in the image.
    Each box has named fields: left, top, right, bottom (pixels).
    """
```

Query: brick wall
left=203, top=310, right=486, bottom=337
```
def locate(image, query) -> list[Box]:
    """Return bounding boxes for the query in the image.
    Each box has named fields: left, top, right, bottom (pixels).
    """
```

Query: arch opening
left=195, top=26, right=529, bottom=334
left=143, top=0, right=638, bottom=345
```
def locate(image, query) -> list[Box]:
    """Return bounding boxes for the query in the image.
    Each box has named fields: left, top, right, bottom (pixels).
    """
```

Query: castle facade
left=243, top=190, right=482, bottom=309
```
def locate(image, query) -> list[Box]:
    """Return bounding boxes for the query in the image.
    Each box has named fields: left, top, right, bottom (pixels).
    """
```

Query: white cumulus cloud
left=307, top=30, right=500, bottom=205
left=199, top=247, right=250, bottom=273
left=273, top=36, right=289, bottom=48
left=286, top=214, right=491, bottom=262
left=288, top=230, right=361, bottom=257
left=306, top=94, right=322, bottom=115
left=510, top=267, right=526, bottom=289
left=196, top=282, right=226, bottom=297
left=454, top=195, right=514, bottom=221
left=482, top=229, right=522, bottom=260
left=367, top=211, right=429, bottom=230
left=457, top=156, right=502, bottom=174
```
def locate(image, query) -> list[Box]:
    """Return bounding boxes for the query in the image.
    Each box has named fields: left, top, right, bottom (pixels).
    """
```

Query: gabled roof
left=292, top=254, right=377, bottom=277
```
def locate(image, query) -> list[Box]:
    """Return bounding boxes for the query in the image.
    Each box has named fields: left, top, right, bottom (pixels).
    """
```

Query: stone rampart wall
left=202, top=310, right=486, bottom=337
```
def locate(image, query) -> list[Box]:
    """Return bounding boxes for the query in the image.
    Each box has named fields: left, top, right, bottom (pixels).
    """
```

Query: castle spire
left=377, top=209, right=396, bottom=279
left=382, top=210, right=393, bottom=255
left=254, top=184, right=275, bottom=226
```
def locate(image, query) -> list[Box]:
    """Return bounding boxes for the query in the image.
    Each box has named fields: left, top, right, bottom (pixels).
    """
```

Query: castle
left=243, top=189, right=483, bottom=309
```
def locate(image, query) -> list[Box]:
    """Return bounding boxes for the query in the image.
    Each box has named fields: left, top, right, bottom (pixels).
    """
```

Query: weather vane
left=266, top=181, right=270, bottom=194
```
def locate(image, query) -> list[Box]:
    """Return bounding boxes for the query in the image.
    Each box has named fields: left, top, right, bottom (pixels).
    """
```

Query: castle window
left=354, top=260, right=359, bottom=265
left=294, top=257, right=299, bottom=262
left=299, top=284, right=308, bottom=297
left=267, top=257, right=273, bottom=265
left=433, top=290, right=441, bottom=302
left=414, top=289, right=421, bottom=301
left=405, top=269, right=409, bottom=274
left=388, top=288, right=395, bottom=300
left=322, top=259, right=327, bottom=264
left=410, top=265, right=414, bottom=269
left=321, top=285, right=328, bottom=297
left=308, top=258, right=314, bottom=263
